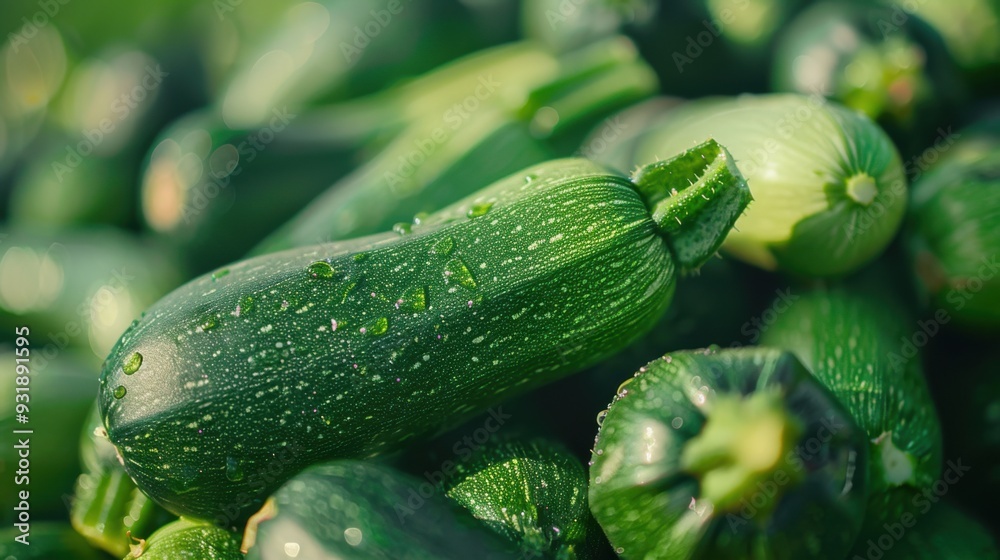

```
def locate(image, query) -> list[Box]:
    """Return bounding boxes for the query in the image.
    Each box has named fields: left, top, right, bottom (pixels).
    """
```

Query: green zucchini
left=440, top=438, right=604, bottom=559
left=906, top=141, right=1000, bottom=329
left=772, top=1, right=961, bottom=151
left=123, top=518, right=243, bottom=560
left=760, top=287, right=943, bottom=522
left=0, top=228, right=186, bottom=364
left=588, top=347, right=870, bottom=559
left=253, top=36, right=656, bottom=253
left=0, top=348, right=97, bottom=524
left=621, top=93, right=907, bottom=277
left=139, top=108, right=361, bottom=272
left=244, top=461, right=517, bottom=560
left=849, top=496, right=998, bottom=560
left=99, top=140, right=751, bottom=527
left=520, top=0, right=652, bottom=53
left=902, top=0, right=1000, bottom=90
left=73, top=406, right=175, bottom=557
left=0, top=522, right=107, bottom=559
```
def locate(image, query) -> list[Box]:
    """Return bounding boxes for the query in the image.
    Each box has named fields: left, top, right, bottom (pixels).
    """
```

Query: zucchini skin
left=441, top=438, right=604, bottom=559
left=72, top=406, right=175, bottom=557
left=588, top=347, right=870, bottom=559
left=245, top=461, right=518, bottom=560
left=760, top=288, right=943, bottom=498
left=123, top=518, right=243, bottom=560
left=100, top=158, right=681, bottom=526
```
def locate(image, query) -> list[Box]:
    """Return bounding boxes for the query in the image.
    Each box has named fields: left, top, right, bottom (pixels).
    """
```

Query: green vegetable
left=254, top=36, right=656, bottom=253
left=0, top=229, right=185, bottom=363
left=849, top=497, right=998, bottom=560
left=0, top=522, right=107, bottom=559
left=622, top=93, right=907, bottom=277
left=760, top=287, right=942, bottom=521
left=140, top=109, right=360, bottom=272
left=589, top=347, right=870, bottom=559
left=0, top=349, right=97, bottom=524
left=99, top=140, right=750, bottom=527
left=123, top=518, right=243, bottom=560
left=772, top=1, right=961, bottom=148
left=441, top=438, right=603, bottom=559
left=899, top=0, right=1000, bottom=89
left=73, top=406, right=175, bottom=557
left=520, top=0, right=653, bottom=53
left=906, top=142, right=1000, bottom=329
left=243, top=461, right=517, bottom=560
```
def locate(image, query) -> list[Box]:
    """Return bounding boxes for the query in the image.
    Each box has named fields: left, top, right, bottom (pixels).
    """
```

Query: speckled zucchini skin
left=245, top=461, right=518, bottom=560
left=441, top=438, right=603, bottom=559
left=98, top=156, right=718, bottom=527
left=123, top=518, right=243, bottom=560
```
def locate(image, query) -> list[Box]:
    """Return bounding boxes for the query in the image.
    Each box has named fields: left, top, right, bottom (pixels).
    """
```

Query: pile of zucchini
left=2, top=0, right=999, bottom=558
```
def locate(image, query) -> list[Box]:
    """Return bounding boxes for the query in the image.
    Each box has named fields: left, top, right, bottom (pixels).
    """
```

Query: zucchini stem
left=680, top=389, right=804, bottom=516
left=846, top=173, right=878, bottom=206
left=631, top=139, right=752, bottom=273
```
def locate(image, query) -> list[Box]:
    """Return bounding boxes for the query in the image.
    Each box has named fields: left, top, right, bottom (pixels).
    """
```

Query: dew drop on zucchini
left=225, top=457, right=245, bottom=482
left=431, top=236, right=455, bottom=256
left=307, top=261, right=336, bottom=279
left=113, top=385, right=127, bottom=399
left=393, top=222, right=412, bottom=235
left=123, top=352, right=143, bottom=375
left=396, top=286, right=427, bottom=311
left=364, top=317, right=389, bottom=336
left=467, top=202, right=494, bottom=218
left=444, top=258, right=477, bottom=289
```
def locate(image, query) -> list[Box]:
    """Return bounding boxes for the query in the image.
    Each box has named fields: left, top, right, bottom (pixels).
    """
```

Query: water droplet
left=365, top=317, right=388, bottom=336
left=525, top=173, right=537, bottom=183
left=466, top=202, right=494, bottom=218
left=211, top=268, right=230, bottom=281
left=113, top=385, right=127, bottom=399
left=396, top=286, right=427, bottom=311
left=392, top=222, right=412, bottom=235
left=307, top=261, right=335, bottom=279
left=431, top=237, right=454, bottom=256
left=344, top=527, right=363, bottom=546
left=200, top=315, right=218, bottom=331
left=225, top=457, right=245, bottom=481
left=239, top=295, right=255, bottom=315
left=123, top=352, right=143, bottom=375
left=443, top=258, right=477, bottom=289
left=671, top=417, right=684, bottom=429
left=596, top=409, right=608, bottom=426
left=412, top=212, right=430, bottom=225
left=353, top=252, right=368, bottom=262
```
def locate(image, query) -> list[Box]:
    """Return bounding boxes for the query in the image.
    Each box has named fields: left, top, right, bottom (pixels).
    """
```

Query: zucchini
left=588, top=347, right=870, bottom=559
left=0, top=229, right=186, bottom=363
left=123, top=518, right=243, bottom=560
left=440, top=438, right=604, bottom=559
left=906, top=141, right=1000, bottom=329
left=621, top=93, right=907, bottom=277
left=772, top=1, right=961, bottom=151
left=140, top=108, right=361, bottom=272
left=0, top=349, right=97, bottom=524
left=73, top=406, right=175, bottom=557
left=0, top=522, right=107, bottom=559
left=760, top=286, right=942, bottom=527
left=243, top=461, right=517, bottom=559
left=254, top=36, right=656, bottom=253
left=98, top=140, right=751, bottom=527
left=904, top=0, right=1000, bottom=89
left=849, top=496, right=998, bottom=560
